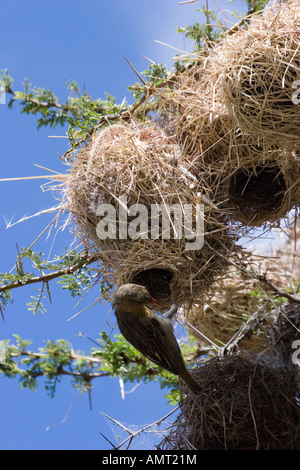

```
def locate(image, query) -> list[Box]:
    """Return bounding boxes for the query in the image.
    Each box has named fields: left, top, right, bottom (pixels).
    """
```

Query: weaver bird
left=112, top=283, right=201, bottom=394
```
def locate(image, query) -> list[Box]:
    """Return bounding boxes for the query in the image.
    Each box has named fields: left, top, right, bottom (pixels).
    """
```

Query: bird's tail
left=180, top=368, right=201, bottom=394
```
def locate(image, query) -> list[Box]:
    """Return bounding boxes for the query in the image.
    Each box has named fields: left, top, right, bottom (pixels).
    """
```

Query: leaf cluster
left=0, top=332, right=181, bottom=404
left=178, top=0, right=270, bottom=52
left=0, top=248, right=102, bottom=315
left=0, top=70, right=127, bottom=140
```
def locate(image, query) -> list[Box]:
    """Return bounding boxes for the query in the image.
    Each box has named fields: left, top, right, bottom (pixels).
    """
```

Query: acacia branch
left=225, top=1, right=258, bottom=36
left=0, top=253, right=99, bottom=294
left=5, top=87, right=64, bottom=109
left=62, top=72, right=178, bottom=160
left=5, top=346, right=162, bottom=383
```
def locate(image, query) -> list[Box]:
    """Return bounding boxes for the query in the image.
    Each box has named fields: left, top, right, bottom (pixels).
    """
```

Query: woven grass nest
left=162, top=75, right=300, bottom=226
left=209, top=0, right=300, bottom=148
left=159, top=301, right=300, bottom=450
left=158, top=353, right=300, bottom=450
left=64, top=120, right=238, bottom=310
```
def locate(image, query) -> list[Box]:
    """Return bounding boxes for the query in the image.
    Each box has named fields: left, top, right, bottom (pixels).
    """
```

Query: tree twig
left=0, top=253, right=99, bottom=295
left=100, top=406, right=179, bottom=450
left=219, top=302, right=269, bottom=356
left=258, top=274, right=300, bottom=304
left=225, top=1, right=259, bottom=36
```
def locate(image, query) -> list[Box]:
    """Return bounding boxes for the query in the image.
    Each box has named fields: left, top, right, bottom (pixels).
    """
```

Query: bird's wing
left=118, top=312, right=183, bottom=375
left=146, top=316, right=182, bottom=374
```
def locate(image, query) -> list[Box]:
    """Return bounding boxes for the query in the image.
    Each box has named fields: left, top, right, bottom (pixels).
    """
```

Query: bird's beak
left=149, top=296, right=159, bottom=305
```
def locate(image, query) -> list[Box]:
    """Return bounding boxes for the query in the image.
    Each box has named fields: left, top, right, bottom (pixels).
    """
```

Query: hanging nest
left=158, top=353, right=300, bottom=450
left=160, top=73, right=300, bottom=226
left=209, top=0, right=300, bottom=148
left=159, top=298, right=300, bottom=451
left=63, top=120, right=238, bottom=310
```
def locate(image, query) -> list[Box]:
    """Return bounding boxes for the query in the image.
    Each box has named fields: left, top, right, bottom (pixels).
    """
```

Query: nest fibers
left=161, top=72, right=300, bottom=226
left=208, top=0, right=300, bottom=148
left=187, top=268, right=272, bottom=353
left=158, top=353, right=300, bottom=450
left=158, top=301, right=300, bottom=450
left=64, top=121, right=238, bottom=310
left=186, top=250, right=299, bottom=353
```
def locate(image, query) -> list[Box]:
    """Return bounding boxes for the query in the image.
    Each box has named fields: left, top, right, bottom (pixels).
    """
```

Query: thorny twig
left=100, top=406, right=179, bottom=450
left=0, top=253, right=100, bottom=295
left=219, top=302, right=270, bottom=356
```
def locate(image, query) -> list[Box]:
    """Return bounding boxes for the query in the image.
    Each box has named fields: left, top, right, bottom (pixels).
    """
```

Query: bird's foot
left=169, top=277, right=179, bottom=304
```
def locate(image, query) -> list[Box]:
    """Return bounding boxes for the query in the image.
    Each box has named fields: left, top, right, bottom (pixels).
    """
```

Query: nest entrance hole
left=228, top=163, right=286, bottom=222
left=131, top=268, right=173, bottom=301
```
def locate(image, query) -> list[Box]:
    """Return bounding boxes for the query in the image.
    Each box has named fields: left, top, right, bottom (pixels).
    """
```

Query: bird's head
left=112, top=283, right=158, bottom=309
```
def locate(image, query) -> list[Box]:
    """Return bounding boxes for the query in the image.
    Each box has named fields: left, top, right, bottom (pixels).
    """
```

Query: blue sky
left=0, top=0, right=247, bottom=450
